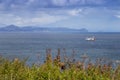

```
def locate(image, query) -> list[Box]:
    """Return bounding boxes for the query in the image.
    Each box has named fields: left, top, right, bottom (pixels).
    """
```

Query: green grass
left=0, top=49, right=120, bottom=80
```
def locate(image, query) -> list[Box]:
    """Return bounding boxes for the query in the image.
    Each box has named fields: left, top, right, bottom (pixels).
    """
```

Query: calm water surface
left=0, top=32, right=120, bottom=64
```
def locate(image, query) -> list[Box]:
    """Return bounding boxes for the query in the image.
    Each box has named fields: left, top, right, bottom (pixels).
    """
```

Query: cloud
left=0, top=13, right=23, bottom=26
left=52, top=0, right=68, bottom=6
left=51, top=0, right=105, bottom=6
left=30, top=14, right=67, bottom=25
left=68, top=0, right=105, bottom=5
left=67, top=9, right=83, bottom=16
left=114, top=11, right=120, bottom=19
left=115, top=15, right=120, bottom=18
left=0, top=0, right=119, bottom=11
left=0, top=12, right=68, bottom=26
left=0, top=6, right=120, bottom=31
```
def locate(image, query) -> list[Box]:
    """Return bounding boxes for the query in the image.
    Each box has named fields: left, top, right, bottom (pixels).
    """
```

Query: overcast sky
left=0, top=0, right=120, bottom=32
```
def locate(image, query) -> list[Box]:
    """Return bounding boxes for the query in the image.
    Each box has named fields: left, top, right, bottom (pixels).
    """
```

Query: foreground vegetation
left=0, top=49, right=120, bottom=80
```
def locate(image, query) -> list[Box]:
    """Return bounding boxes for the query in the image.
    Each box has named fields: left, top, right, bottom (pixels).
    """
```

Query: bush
left=0, top=49, right=120, bottom=80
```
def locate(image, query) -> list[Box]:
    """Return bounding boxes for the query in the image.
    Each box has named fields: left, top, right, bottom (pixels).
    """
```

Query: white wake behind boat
left=85, top=36, right=95, bottom=41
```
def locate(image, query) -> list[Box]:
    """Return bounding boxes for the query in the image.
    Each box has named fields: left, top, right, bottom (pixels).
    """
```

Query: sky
left=0, top=0, right=120, bottom=32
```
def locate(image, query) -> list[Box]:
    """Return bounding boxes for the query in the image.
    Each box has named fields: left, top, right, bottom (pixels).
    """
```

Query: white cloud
left=0, top=13, right=23, bottom=26
left=115, top=15, right=120, bottom=18
left=0, top=8, right=85, bottom=27
left=67, top=9, right=83, bottom=16
left=0, top=12, right=68, bottom=26
left=30, top=14, right=67, bottom=25
left=114, top=10, right=120, bottom=18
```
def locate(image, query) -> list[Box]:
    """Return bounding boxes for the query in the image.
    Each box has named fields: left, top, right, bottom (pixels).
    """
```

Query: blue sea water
left=0, top=32, right=120, bottom=64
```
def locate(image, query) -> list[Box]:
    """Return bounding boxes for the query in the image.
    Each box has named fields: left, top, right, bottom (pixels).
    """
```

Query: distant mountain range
left=0, top=25, right=88, bottom=32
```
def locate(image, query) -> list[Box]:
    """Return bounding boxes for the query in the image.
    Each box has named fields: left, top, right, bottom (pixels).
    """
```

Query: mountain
left=0, top=25, right=20, bottom=31
left=0, top=25, right=88, bottom=32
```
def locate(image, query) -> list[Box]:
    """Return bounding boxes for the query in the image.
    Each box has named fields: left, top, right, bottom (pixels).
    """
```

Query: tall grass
left=0, top=49, right=120, bottom=80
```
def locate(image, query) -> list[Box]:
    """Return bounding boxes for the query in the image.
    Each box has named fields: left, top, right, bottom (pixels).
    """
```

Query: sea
left=0, top=32, right=120, bottom=64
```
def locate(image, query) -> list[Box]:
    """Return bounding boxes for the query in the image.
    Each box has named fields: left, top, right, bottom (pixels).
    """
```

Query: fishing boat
left=85, top=36, right=95, bottom=41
